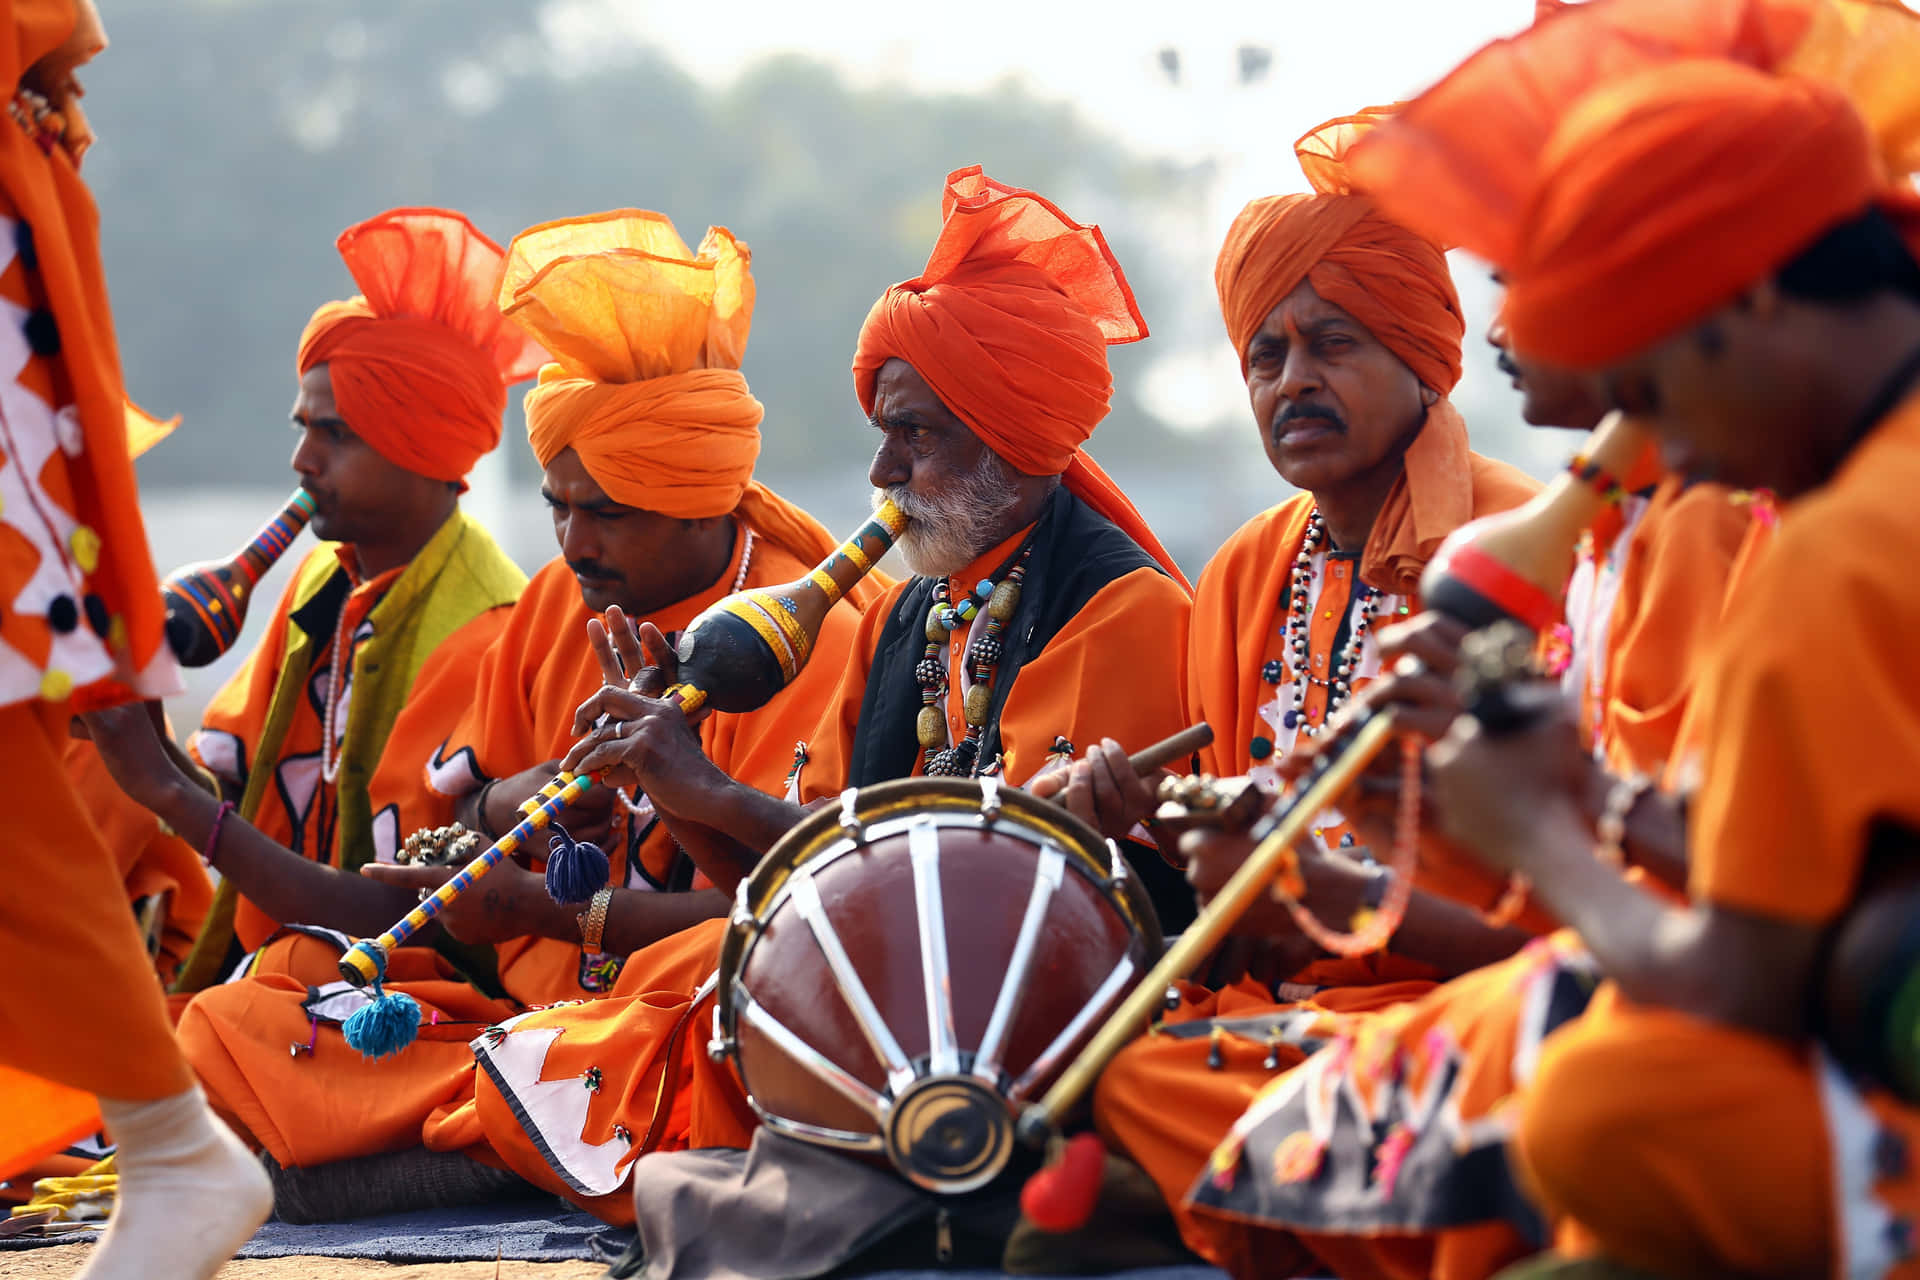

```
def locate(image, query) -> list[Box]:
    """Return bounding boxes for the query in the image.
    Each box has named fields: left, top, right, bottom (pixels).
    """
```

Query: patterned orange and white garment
left=0, top=0, right=197, bottom=1181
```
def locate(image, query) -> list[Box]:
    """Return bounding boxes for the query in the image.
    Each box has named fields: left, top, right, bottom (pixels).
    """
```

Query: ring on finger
left=1394, top=654, right=1426, bottom=679
left=417, top=888, right=430, bottom=903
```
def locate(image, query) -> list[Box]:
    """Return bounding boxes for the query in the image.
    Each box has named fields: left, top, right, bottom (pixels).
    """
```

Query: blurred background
left=91, top=0, right=1563, bottom=723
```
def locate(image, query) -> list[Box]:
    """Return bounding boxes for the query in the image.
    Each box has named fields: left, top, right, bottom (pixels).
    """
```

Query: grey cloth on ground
left=265, top=1146, right=532, bottom=1223
left=621, top=1130, right=930, bottom=1280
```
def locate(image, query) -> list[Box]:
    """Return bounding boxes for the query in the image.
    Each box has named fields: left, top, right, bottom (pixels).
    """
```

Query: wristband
left=204, top=800, right=236, bottom=868
left=578, top=886, right=614, bottom=953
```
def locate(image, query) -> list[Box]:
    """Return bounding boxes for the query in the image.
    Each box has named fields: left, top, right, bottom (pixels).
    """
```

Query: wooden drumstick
left=1124, top=723, right=1213, bottom=776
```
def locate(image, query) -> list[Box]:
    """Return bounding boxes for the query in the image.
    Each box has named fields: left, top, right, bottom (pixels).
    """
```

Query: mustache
left=1273, top=402, right=1347, bottom=434
left=567, top=558, right=624, bottom=582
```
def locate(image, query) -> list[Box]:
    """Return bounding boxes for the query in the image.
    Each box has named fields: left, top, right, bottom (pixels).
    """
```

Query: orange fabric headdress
left=505, top=210, right=877, bottom=602
left=1216, top=110, right=1479, bottom=596
left=1215, top=106, right=1464, bottom=395
left=296, top=208, right=546, bottom=484
left=852, top=166, right=1189, bottom=590
left=1349, top=0, right=1920, bottom=368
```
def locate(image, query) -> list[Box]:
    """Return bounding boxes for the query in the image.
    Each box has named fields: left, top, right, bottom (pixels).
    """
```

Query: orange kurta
left=465, top=498, right=1193, bottom=1225
left=1516, top=394, right=1920, bottom=1280
left=0, top=0, right=198, bottom=1175
left=381, top=519, right=861, bottom=1005
left=177, top=518, right=864, bottom=1171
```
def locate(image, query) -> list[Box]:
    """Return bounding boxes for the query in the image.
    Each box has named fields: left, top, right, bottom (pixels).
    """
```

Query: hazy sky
left=540, top=0, right=1560, bottom=469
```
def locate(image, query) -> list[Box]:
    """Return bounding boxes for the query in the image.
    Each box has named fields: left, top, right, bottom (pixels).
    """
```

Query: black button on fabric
left=15, top=220, right=36, bottom=271
left=23, top=308, right=58, bottom=357
left=46, top=594, right=78, bottom=633
left=83, top=593, right=109, bottom=637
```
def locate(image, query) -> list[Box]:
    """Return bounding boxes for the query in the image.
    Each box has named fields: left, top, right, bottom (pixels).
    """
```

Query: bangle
left=1568, top=452, right=1626, bottom=505
left=577, top=886, right=614, bottom=953
left=473, top=779, right=502, bottom=841
left=1595, top=772, right=1652, bottom=868
left=204, top=800, right=236, bottom=868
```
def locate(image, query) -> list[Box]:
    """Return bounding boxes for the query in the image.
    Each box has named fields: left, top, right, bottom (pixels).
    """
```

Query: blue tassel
left=544, top=821, right=609, bottom=904
left=340, top=943, right=421, bottom=1060
left=343, top=989, right=421, bottom=1060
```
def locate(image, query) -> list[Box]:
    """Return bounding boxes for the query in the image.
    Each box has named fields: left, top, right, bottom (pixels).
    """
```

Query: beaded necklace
left=914, top=544, right=1033, bottom=777
left=320, top=599, right=357, bottom=785
left=1275, top=509, right=1380, bottom=742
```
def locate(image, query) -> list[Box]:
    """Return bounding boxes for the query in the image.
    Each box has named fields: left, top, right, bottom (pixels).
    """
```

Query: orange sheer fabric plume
left=852, top=165, right=1187, bottom=589
left=296, top=208, right=546, bottom=483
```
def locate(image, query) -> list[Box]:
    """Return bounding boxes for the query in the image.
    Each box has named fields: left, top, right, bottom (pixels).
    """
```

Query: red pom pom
left=1020, top=1133, right=1106, bottom=1233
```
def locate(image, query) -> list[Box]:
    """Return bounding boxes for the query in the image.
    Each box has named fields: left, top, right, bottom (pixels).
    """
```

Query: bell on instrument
left=162, top=489, right=316, bottom=666
left=713, top=777, right=1161, bottom=1194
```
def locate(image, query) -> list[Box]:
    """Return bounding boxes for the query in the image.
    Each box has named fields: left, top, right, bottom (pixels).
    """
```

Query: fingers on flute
left=586, top=617, right=625, bottom=687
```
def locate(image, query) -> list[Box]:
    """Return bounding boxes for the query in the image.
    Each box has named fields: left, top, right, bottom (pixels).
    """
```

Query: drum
left=711, top=776, right=1162, bottom=1193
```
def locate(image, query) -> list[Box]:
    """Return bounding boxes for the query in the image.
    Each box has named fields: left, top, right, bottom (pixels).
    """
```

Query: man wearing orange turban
left=1315, top=8, right=1920, bottom=1276
left=149, top=210, right=885, bottom=1222
left=100, top=209, right=543, bottom=1013
left=440, top=167, right=1196, bottom=1225
left=0, top=3, right=275, bottom=1277
left=1068, top=107, right=1558, bottom=1273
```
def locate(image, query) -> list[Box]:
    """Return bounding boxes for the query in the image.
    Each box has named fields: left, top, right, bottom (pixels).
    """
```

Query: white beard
left=875, top=450, right=1025, bottom=579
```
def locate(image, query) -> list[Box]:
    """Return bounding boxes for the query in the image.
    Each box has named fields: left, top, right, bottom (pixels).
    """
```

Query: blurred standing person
left=0, top=2, right=272, bottom=1277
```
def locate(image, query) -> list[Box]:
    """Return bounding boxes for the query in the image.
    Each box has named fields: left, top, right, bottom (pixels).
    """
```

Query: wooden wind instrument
left=161, top=489, right=316, bottom=666
left=1423, top=410, right=1651, bottom=629
left=338, top=498, right=908, bottom=991
left=1018, top=419, right=1654, bottom=1147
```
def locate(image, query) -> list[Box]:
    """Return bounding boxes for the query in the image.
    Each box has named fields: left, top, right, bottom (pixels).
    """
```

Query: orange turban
left=296, top=208, right=546, bottom=485
left=852, top=166, right=1188, bottom=589
left=504, top=210, right=876, bottom=600
left=1215, top=106, right=1464, bottom=395
left=1348, top=0, right=1920, bottom=368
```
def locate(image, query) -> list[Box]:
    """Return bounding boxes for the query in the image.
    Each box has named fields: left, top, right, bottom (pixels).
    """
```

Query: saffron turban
left=504, top=210, right=873, bottom=599
left=1348, top=0, right=1920, bottom=369
left=296, top=208, right=546, bottom=484
left=1214, top=106, right=1464, bottom=396
left=852, top=165, right=1188, bottom=589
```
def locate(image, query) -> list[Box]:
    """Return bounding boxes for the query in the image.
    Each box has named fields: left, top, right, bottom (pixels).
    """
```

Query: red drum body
left=712, top=777, right=1161, bottom=1193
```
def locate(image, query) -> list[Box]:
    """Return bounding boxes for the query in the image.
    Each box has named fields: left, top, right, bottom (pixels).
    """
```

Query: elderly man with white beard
left=563, top=165, right=1199, bottom=929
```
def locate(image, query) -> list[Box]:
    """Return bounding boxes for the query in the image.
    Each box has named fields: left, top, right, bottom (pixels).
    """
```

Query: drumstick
left=1124, top=723, right=1212, bottom=776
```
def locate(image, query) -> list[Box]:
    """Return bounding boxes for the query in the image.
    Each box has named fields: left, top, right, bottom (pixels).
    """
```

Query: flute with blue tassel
left=336, top=498, right=907, bottom=1059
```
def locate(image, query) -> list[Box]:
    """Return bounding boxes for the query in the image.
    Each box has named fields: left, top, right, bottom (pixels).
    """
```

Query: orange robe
left=1094, top=471, right=1771, bottom=1279
left=464, top=489, right=1194, bottom=1224
left=1515, top=395, right=1920, bottom=1280
left=176, top=519, right=861, bottom=1171
left=0, top=57, right=197, bottom=1173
